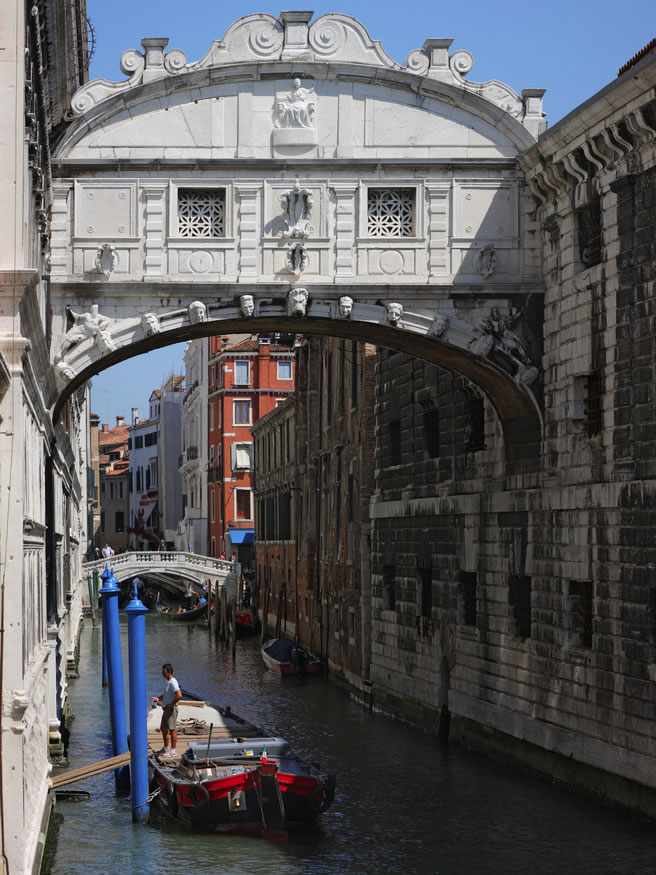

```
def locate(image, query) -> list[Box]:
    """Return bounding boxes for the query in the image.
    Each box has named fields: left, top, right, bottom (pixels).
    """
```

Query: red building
left=207, top=334, right=297, bottom=564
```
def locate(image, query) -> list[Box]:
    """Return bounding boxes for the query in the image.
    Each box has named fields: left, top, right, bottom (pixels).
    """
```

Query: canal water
left=50, top=616, right=656, bottom=875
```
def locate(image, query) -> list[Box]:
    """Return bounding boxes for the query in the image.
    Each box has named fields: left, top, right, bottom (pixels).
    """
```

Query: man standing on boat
left=152, top=663, right=182, bottom=758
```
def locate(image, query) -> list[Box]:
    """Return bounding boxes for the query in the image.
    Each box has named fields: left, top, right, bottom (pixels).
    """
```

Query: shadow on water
left=49, top=616, right=656, bottom=875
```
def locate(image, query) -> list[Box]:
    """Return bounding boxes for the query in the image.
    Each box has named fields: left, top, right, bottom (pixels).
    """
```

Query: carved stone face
left=56, top=361, right=75, bottom=383
left=239, top=295, right=255, bottom=318
left=338, top=296, right=353, bottom=319
left=141, top=313, right=160, bottom=337
left=287, top=287, right=308, bottom=317
left=386, top=302, right=403, bottom=325
left=188, top=301, right=207, bottom=324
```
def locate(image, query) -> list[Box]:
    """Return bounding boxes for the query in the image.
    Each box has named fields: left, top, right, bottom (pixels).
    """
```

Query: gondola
left=156, top=602, right=208, bottom=622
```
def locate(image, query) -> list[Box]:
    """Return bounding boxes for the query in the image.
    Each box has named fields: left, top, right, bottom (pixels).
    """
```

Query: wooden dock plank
left=50, top=752, right=136, bottom=788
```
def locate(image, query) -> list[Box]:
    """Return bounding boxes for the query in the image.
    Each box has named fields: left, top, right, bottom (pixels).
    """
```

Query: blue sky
left=88, top=1, right=656, bottom=424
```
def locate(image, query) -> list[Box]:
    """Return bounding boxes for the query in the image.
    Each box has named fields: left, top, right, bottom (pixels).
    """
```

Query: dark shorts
left=160, top=705, right=178, bottom=731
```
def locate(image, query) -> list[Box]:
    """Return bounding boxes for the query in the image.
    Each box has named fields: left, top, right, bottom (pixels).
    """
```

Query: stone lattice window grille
left=367, top=188, right=415, bottom=237
left=177, top=188, right=225, bottom=237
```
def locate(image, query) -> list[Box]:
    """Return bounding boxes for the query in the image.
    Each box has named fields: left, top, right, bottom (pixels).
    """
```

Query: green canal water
left=49, top=616, right=656, bottom=874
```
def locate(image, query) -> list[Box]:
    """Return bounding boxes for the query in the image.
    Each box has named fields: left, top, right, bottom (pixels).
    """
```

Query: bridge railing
left=82, top=551, right=233, bottom=576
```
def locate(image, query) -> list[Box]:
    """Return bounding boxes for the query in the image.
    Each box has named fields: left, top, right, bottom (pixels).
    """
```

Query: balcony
left=179, top=446, right=200, bottom=469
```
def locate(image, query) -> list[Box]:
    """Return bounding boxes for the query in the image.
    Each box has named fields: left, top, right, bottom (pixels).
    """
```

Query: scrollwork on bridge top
left=69, top=11, right=545, bottom=136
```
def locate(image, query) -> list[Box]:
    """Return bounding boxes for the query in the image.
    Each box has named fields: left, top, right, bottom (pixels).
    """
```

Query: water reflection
left=50, top=616, right=656, bottom=874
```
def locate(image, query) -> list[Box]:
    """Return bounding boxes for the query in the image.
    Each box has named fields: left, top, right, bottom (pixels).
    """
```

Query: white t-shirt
left=161, top=676, right=180, bottom=707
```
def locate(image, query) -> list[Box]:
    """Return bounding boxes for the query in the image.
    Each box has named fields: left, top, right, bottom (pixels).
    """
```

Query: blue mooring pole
left=125, top=582, right=149, bottom=823
left=100, top=565, right=110, bottom=687
left=99, top=564, right=130, bottom=793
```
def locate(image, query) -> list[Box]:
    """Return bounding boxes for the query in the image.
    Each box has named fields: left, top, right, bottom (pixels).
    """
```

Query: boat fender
left=166, top=780, right=179, bottom=816
left=309, top=784, right=326, bottom=813
left=310, top=776, right=335, bottom=813
left=188, top=783, right=210, bottom=808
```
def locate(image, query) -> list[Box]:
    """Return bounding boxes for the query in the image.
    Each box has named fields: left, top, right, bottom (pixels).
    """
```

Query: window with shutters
left=232, top=443, right=253, bottom=470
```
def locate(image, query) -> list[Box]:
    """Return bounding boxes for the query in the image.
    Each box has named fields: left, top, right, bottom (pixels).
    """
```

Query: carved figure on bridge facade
left=287, top=287, right=308, bottom=317
left=471, top=307, right=538, bottom=385
left=280, top=180, right=313, bottom=239
left=94, top=243, right=119, bottom=278
left=430, top=313, right=449, bottom=337
left=385, top=302, right=403, bottom=326
left=475, top=243, right=497, bottom=278
left=96, top=329, right=117, bottom=356
left=188, top=301, right=207, bottom=324
left=274, top=78, right=316, bottom=129
left=141, top=313, right=161, bottom=337
left=286, top=242, right=309, bottom=278
left=60, top=304, right=111, bottom=355
left=54, top=359, right=76, bottom=385
left=239, top=295, right=255, bottom=318
left=338, top=296, right=353, bottom=319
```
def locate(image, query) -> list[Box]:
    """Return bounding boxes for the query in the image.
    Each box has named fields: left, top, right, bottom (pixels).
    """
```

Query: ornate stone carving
left=141, top=313, right=161, bottom=337
left=274, top=78, right=316, bottom=129
left=475, top=244, right=497, bottom=278
left=96, top=330, right=117, bottom=356
left=385, top=302, right=403, bottom=326
left=188, top=301, right=207, bottom=324
left=338, top=296, right=353, bottom=319
left=286, top=242, right=309, bottom=279
left=239, top=295, right=255, bottom=318
left=55, top=360, right=76, bottom=385
left=470, top=308, right=538, bottom=384
left=280, top=180, right=313, bottom=239
left=61, top=305, right=111, bottom=355
left=430, top=314, right=449, bottom=337
left=94, top=243, right=118, bottom=278
left=287, top=287, right=308, bottom=317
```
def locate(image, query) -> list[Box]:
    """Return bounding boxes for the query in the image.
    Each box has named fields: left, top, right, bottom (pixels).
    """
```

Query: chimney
left=221, top=335, right=229, bottom=350
left=131, top=407, right=139, bottom=425
left=102, top=424, right=109, bottom=432
left=116, top=415, right=125, bottom=426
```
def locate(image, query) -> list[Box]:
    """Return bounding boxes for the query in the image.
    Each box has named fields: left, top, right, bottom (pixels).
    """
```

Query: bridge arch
left=49, top=10, right=547, bottom=463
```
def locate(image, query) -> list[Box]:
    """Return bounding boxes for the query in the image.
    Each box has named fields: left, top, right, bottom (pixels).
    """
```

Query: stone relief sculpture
left=274, top=78, right=316, bottom=128
left=430, top=314, right=449, bottom=337
left=470, top=308, right=538, bottom=385
left=338, top=296, right=353, bottom=319
left=239, top=295, right=255, bottom=318
left=94, top=243, right=119, bottom=278
left=287, top=287, right=308, bottom=317
left=386, top=302, right=403, bottom=326
left=475, top=244, right=497, bottom=278
left=286, top=243, right=309, bottom=279
left=60, top=304, right=111, bottom=355
left=188, top=301, right=207, bottom=324
left=55, top=360, right=76, bottom=385
left=280, top=180, right=313, bottom=239
left=96, top=330, right=117, bottom=355
left=141, top=313, right=161, bottom=337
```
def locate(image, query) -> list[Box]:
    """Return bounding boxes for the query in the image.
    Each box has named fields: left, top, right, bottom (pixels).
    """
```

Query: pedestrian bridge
left=82, top=552, right=236, bottom=598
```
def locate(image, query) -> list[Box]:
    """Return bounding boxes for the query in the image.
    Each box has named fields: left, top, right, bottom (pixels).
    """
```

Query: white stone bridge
left=48, top=10, right=548, bottom=468
left=82, top=552, right=236, bottom=598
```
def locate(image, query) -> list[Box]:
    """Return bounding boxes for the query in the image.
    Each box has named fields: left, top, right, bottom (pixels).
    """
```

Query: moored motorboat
left=261, top=638, right=321, bottom=675
left=147, top=697, right=335, bottom=837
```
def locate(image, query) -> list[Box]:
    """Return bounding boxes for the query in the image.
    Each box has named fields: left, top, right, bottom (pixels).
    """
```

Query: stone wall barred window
left=418, top=566, right=433, bottom=618
left=566, top=580, right=593, bottom=648
left=383, top=564, right=396, bottom=611
left=367, top=188, right=415, bottom=237
left=466, top=398, right=486, bottom=451
left=178, top=188, right=226, bottom=237
left=585, top=370, right=603, bottom=437
left=458, top=571, right=477, bottom=626
left=576, top=196, right=602, bottom=267
left=423, top=409, right=440, bottom=459
left=509, top=574, right=532, bottom=639
left=649, top=588, right=656, bottom=663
